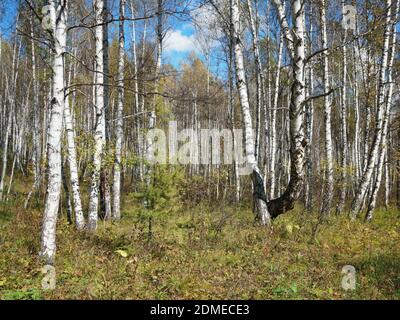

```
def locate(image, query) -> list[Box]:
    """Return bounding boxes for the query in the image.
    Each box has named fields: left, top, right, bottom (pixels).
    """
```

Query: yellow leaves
left=285, top=224, right=300, bottom=235
left=388, top=229, right=398, bottom=239
left=115, top=249, right=128, bottom=258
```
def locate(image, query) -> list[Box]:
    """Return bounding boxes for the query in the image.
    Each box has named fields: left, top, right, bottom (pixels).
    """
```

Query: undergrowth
left=1, top=194, right=399, bottom=299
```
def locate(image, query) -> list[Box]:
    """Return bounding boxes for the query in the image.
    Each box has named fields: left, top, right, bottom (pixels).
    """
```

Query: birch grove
left=0, top=0, right=399, bottom=267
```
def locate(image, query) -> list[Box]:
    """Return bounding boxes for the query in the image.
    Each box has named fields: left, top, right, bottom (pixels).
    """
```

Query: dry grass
left=1, top=192, right=400, bottom=300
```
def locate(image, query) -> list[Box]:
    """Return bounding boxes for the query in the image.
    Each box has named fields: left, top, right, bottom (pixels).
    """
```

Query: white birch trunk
left=364, top=0, right=399, bottom=220
left=88, top=0, right=106, bottom=231
left=64, top=69, right=85, bottom=230
left=320, top=0, right=334, bottom=216
left=231, top=0, right=270, bottom=226
left=271, top=0, right=294, bottom=58
left=246, top=0, right=265, bottom=164
left=350, top=0, right=394, bottom=218
left=113, top=0, right=126, bottom=221
left=0, top=109, right=11, bottom=201
left=40, top=0, right=68, bottom=264
left=336, top=0, right=348, bottom=214
left=269, top=31, right=283, bottom=200
left=267, top=0, right=306, bottom=218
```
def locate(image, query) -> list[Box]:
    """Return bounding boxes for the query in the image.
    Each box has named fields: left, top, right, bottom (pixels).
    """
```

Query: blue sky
left=0, top=0, right=18, bottom=39
left=0, top=1, right=225, bottom=79
left=163, top=23, right=198, bottom=68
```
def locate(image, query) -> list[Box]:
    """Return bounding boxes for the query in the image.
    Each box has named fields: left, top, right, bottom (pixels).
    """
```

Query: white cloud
left=164, top=29, right=197, bottom=53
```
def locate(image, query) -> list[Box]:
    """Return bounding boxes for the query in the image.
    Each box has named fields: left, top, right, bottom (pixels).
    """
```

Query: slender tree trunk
left=268, top=0, right=307, bottom=218
left=320, top=0, right=334, bottom=216
left=30, top=14, right=41, bottom=186
left=130, top=1, right=141, bottom=184
left=64, top=64, right=85, bottom=230
left=88, top=0, right=106, bottom=231
left=40, top=0, right=68, bottom=264
left=0, top=110, right=11, bottom=201
left=113, top=0, right=126, bottom=221
left=384, top=153, right=390, bottom=208
left=100, top=0, right=112, bottom=221
left=364, top=0, right=399, bottom=221
left=350, top=0, right=394, bottom=219
left=1, top=32, right=20, bottom=201
left=270, top=32, right=283, bottom=200
left=6, top=155, right=16, bottom=201
left=336, top=1, right=348, bottom=214
left=305, top=17, right=314, bottom=212
left=231, top=0, right=270, bottom=226
left=353, top=44, right=361, bottom=182
left=246, top=0, right=265, bottom=164
left=61, top=158, right=72, bottom=224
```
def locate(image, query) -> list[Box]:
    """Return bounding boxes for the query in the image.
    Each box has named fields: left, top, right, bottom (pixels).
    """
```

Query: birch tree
left=269, top=32, right=283, bottom=199
left=267, top=0, right=307, bottom=218
left=40, top=0, right=68, bottom=264
left=246, top=0, right=265, bottom=163
left=336, top=0, right=349, bottom=214
left=365, top=0, right=400, bottom=221
left=230, top=0, right=270, bottom=226
left=320, top=0, right=334, bottom=216
left=113, top=0, right=126, bottom=221
left=64, top=59, right=85, bottom=230
left=88, top=0, right=106, bottom=231
left=350, top=0, right=394, bottom=219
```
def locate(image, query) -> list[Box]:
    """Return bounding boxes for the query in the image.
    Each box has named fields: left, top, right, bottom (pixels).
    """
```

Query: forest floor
left=0, top=179, right=400, bottom=300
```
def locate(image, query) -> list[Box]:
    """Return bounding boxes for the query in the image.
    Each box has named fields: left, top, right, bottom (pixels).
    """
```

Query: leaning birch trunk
left=320, top=0, right=334, bottom=216
left=271, top=0, right=294, bottom=59
left=0, top=108, right=11, bottom=201
left=231, top=0, right=270, bottom=226
left=364, top=0, right=399, bottom=221
left=246, top=0, right=265, bottom=163
left=64, top=73, right=85, bottom=230
left=30, top=14, right=41, bottom=186
left=267, top=0, right=307, bottom=218
left=40, top=0, right=67, bottom=264
left=350, top=0, right=393, bottom=219
left=88, top=0, right=106, bottom=231
left=2, top=33, right=21, bottom=202
left=113, top=0, right=126, bottom=221
left=269, top=32, right=283, bottom=200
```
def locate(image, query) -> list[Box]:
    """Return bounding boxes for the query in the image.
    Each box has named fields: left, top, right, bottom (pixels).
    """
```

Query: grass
left=0, top=181, right=399, bottom=299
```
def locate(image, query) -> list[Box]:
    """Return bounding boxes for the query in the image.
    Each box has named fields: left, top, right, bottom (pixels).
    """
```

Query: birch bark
left=113, top=0, right=126, bottom=221
left=64, top=62, right=85, bottom=230
left=88, top=0, right=106, bottom=231
left=320, top=0, right=334, bottom=216
left=267, top=0, right=307, bottom=218
left=269, top=33, right=283, bottom=200
left=365, top=0, right=399, bottom=221
left=40, top=0, right=68, bottom=264
left=336, top=0, right=348, bottom=214
left=231, top=0, right=270, bottom=226
left=350, top=0, right=394, bottom=218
